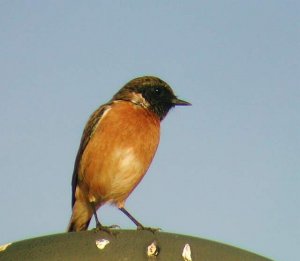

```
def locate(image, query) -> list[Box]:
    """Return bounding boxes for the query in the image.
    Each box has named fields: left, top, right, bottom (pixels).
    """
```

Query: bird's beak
left=172, top=98, right=191, bottom=106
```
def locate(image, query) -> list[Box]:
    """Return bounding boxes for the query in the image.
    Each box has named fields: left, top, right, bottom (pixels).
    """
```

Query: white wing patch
left=91, top=107, right=112, bottom=136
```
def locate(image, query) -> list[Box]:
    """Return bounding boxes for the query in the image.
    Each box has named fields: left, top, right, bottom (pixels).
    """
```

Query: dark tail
left=67, top=199, right=93, bottom=232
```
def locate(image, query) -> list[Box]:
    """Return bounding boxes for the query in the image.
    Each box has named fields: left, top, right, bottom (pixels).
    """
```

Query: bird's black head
left=113, top=76, right=191, bottom=120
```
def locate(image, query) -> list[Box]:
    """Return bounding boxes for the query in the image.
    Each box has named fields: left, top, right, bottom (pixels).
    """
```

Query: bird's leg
left=90, top=201, right=102, bottom=229
left=119, top=207, right=144, bottom=228
left=119, top=207, right=161, bottom=233
left=90, top=202, right=119, bottom=234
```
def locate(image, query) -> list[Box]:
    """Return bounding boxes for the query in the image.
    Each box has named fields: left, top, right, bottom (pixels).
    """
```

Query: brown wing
left=71, top=103, right=111, bottom=207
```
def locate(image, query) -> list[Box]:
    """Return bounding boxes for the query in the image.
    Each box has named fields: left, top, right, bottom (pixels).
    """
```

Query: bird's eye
left=153, top=87, right=162, bottom=96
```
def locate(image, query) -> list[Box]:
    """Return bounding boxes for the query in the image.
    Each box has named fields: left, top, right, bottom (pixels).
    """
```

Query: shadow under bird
left=67, top=76, right=191, bottom=232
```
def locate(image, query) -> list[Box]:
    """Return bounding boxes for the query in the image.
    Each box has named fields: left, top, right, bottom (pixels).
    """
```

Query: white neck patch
left=130, top=92, right=150, bottom=109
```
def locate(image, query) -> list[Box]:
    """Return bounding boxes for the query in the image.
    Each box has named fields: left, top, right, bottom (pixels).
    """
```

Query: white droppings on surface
left=147, top=241, right=159, bottom=257
left=182, top=243, right=192, bottom=261
left=95, top=238, right=110, bottom=250
left=0, top=242, right=12, bottom=252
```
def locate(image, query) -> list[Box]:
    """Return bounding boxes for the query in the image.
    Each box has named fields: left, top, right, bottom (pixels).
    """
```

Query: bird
left=67, top=76, right=191, bottom=232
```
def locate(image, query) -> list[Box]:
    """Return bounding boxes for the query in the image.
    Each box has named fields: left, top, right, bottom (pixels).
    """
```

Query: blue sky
left=0, top=1, right=299, bottom=260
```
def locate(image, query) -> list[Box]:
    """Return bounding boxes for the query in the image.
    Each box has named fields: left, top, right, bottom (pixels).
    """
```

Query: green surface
left=0, top=230, right=272, bottom=261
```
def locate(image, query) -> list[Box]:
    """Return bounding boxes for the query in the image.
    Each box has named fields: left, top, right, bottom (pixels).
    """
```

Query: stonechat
left=67, top=76, right=190, bottom=232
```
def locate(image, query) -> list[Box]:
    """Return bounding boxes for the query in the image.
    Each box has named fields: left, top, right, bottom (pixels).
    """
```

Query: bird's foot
left=94, top=224, right=120, bottom=235
left=137, top=225, right=161, bottom=234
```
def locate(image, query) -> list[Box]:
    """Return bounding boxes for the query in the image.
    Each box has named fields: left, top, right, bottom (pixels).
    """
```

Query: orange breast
left=79, top=101, right=160, bottom=207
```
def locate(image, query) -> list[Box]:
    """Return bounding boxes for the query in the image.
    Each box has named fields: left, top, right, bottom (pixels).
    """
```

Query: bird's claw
left=94, top=224, right=120, bottom=235
left=137, top=225, right=161, bottom=233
